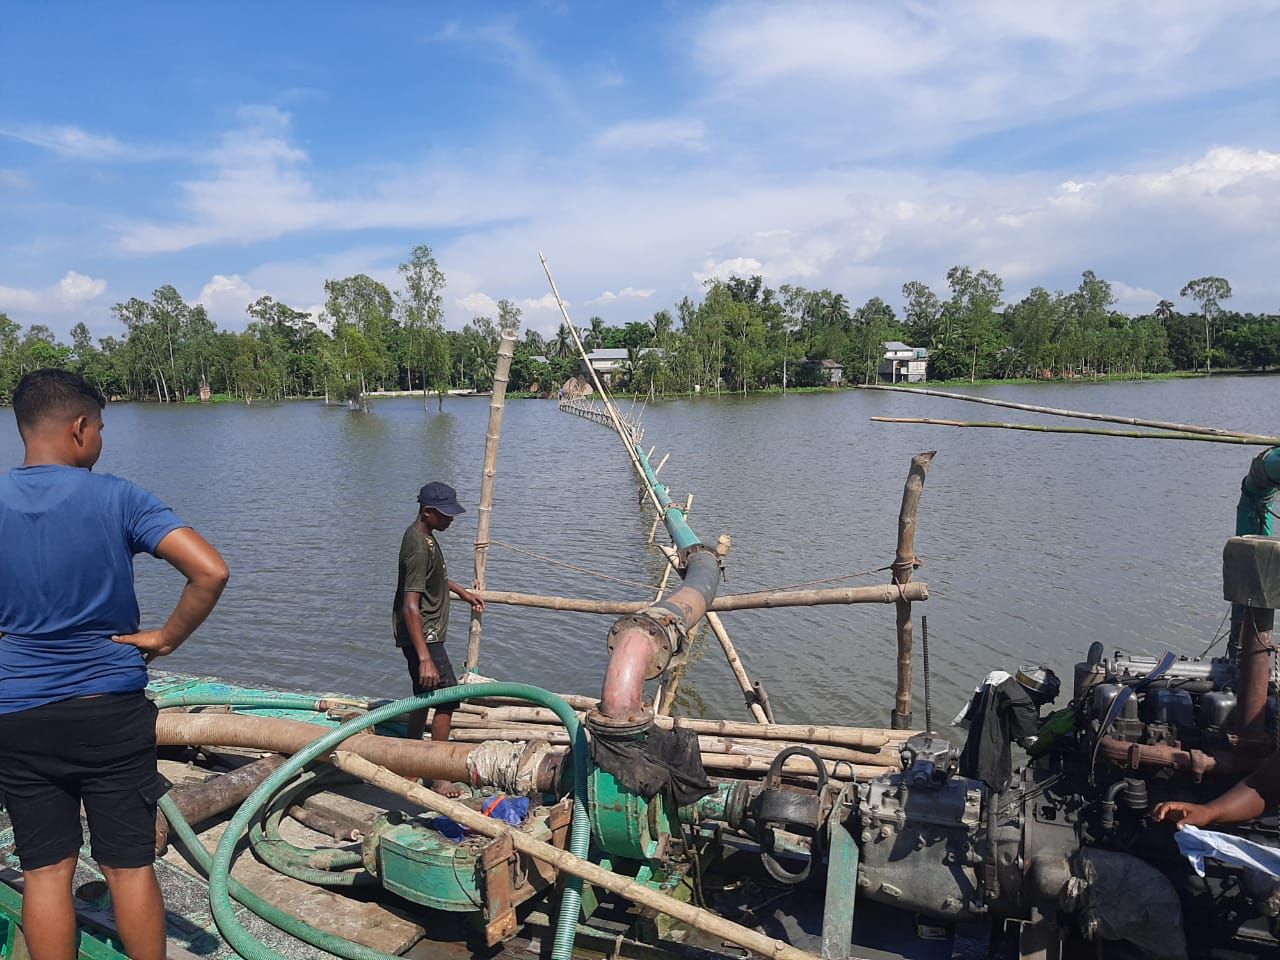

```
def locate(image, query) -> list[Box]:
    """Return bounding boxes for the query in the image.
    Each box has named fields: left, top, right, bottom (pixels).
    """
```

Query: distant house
left=820, top=358, right=845, bottom=385
left=580, top=348, right=663, bottom=386
left=879, top=341, right=929, bottom=383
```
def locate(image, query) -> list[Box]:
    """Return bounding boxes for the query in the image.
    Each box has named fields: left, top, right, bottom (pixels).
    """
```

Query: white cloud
left=0, top=168, right=32, bottom=189
left=0, top=270, right=108, bottom=314
left=516, top=294, right=563, bottom=313
left=587, top=287, right=656, bottom=305
left=693, top=257, right=764, bottom=283
left=594, top=119, right=707, bottom=152
left=0, top=125, right=128, bottom=160
left=458, top=292, right=498, bottom=315
left=198, top=274, right=271, bottom=326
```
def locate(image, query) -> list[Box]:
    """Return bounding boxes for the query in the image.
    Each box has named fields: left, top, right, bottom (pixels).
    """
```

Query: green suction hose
left=248, top=769, right=371, bottom=887
left=159, top=792, right=395, bottom=960
left=200, top=683, right=590, bottom=960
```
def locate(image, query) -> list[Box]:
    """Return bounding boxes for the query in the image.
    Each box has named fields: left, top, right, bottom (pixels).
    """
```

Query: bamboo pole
left=332, top=753, right=821, bottom=960
left=452, top=702, right=911, bottom=749
left=892, top=451, right=935, bottom=730
left=706, top=612, right=769, bottom=723
left=466, top=331, right=518, bottom=673
left=443, top=721, right=899, bottom=768
left=478, top=581, right=927, bottom=614
left=859, top=383, right=1280, bottom=441
left=870, top=417, right=1280, bottom=445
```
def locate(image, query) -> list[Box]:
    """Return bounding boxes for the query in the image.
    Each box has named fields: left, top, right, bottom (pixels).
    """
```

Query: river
left=3, top=376, right=1278, bottom=729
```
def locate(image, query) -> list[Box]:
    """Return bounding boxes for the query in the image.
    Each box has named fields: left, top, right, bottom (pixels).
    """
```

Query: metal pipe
left=1095, top=735, right=1258, bottom=780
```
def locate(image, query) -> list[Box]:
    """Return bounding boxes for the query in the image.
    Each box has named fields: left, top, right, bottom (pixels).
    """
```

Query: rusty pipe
left=1095, top=736, right=1259, bottom=781
left=599, top=546, right=722, bottom=720
left=157, top=712, right=562, bottom=793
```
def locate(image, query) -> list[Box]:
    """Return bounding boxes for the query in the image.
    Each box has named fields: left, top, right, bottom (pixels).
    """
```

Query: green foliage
left=4, top=259, right=1278, bottom=407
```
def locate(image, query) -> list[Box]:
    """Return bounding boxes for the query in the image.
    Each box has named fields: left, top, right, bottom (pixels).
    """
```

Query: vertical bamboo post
left=465, top=332, right=517, bottom=674
left=891, top=451, right=936, bottom=729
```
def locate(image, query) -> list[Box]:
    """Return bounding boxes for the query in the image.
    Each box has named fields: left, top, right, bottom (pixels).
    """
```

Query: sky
left=3, top=1, right=1280, bottom=343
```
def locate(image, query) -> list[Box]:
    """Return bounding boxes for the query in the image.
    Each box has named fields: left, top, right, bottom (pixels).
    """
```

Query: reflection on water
left=2, top=376, right=1277, bottom=728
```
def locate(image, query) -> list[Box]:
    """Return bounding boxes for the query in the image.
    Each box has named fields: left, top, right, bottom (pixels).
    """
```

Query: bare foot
left=431, top=779, right=463, bottom=799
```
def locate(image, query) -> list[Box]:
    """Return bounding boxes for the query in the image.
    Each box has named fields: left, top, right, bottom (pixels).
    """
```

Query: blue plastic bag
left=431, top=794, right=530, bottom=841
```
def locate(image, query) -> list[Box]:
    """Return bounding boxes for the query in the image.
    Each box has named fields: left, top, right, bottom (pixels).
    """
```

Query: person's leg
left=19, top=858, right=78, bottom=960
left=426, top=645, right=462, bottom=797
left=0, top=704, right=84, bottom=960
left=79, top=693, right=168, bottom=960
left=100, top=865, right=165, bottom=960
left=401, top=645, right=430, bottom=739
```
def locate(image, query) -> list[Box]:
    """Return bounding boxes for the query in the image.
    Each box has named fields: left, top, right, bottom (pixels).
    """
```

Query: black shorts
left=401, top=644, right=458, bottom=710
left=0, top=690, right=169, bottom=870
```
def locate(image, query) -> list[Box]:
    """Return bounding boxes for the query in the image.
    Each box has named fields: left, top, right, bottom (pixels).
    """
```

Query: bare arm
left=113, top=527, right=229, bottom=662
left=1153, top=780, right=1269, bottom=829
left=449, top=579, right=484, bottom=613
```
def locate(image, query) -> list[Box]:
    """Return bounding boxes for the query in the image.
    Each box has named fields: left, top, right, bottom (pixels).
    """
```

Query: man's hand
left=113, top=629, right=175, bottom=664
left=1152, top=800, right=1214, bottom=829
left=417, top=656, right=442, bottom=690
left=466, top=592, right=484, bottom=614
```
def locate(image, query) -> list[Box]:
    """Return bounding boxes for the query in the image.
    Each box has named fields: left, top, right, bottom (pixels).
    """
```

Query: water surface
left=3, top=377, right=1276, bottom=728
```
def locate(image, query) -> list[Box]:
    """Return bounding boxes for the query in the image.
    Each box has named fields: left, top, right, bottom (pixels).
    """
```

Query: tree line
left=1, top=250, right=1277, bottom=404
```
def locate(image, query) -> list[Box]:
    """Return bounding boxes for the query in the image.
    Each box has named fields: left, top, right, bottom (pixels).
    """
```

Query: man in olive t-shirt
left=392, top=481, right=484, bottom=797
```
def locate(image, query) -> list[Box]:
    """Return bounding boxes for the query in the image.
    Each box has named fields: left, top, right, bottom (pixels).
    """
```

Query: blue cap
left=417, top=481, right=466, bottom=516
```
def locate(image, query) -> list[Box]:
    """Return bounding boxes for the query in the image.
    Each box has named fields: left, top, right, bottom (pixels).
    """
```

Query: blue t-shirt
left=0, top=464, right=186, bottom=713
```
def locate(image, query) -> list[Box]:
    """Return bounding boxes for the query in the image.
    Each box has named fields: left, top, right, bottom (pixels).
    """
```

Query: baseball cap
left=417, top=481, right=466, bottom=516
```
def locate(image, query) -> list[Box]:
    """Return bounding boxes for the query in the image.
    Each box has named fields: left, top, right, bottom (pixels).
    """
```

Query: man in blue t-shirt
left=0, top=369, right=229, bottom=960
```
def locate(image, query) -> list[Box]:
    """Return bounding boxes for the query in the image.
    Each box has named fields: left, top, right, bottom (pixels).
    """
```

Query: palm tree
left=553, top=323, right=574, bottom=359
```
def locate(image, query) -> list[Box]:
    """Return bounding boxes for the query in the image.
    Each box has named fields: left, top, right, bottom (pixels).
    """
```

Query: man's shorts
left=402, top=643, right=458, bottom=711
left=0, top=690, right=169, bottom=870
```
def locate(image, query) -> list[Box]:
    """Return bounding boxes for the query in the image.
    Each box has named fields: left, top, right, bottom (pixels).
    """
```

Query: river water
left=3, top=377, right=1278, bottom=729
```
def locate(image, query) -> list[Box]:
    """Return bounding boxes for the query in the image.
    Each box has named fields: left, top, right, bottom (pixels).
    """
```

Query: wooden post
left=465, top=332, right=517, bottom=673
left=892, top=451, right=935, bottom=729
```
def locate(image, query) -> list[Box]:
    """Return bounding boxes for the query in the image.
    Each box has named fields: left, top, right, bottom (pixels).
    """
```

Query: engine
left=853, top=532, right=1280, bottom=959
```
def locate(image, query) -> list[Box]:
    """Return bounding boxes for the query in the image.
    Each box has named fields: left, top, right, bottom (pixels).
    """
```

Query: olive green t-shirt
left=392, top=523, right=449, bottom=648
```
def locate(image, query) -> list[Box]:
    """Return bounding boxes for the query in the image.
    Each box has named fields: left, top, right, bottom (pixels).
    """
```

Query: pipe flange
left=606, top=613, right=674, bottom=680
left=586, top=707, right=655, bottom=737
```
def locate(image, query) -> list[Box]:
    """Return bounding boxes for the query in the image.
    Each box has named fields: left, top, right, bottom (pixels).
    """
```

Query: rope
left=487, top=537, right=656, bottom=590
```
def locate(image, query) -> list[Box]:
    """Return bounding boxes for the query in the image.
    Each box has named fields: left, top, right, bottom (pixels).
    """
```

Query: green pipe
left=159, top=792, right=394, bottom=960
left=1237, top=446, right=1280, bottom=536
left=631, top=441, right=699, bottom=551
left=155, top=693, right=342, bottom=711
left=204, top=683, right=591, bottom=960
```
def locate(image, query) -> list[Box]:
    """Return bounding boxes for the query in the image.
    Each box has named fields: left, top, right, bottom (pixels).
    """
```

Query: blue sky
left=3, top=1, right=1280, bottom=342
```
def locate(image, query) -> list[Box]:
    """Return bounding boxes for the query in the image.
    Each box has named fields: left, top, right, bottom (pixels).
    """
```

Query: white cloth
left=1175, top=824, right=1280, bottom=879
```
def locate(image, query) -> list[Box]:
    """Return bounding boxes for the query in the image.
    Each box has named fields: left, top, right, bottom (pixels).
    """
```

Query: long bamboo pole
left=870, top=417, right=1280, bottom=445
left=892, top=452, right=935, bottom=729
left=466, top=332, right=518, bottom=673
left=453, top=703, right=910, bottom=748
left=859, top=383, right=1279, bottom=441
left=333, top=753, right=821, bottom=960
left=478, top=581, right=927, bottom=614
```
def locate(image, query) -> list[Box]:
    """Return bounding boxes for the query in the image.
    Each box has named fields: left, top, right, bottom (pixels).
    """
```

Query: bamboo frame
left=892, top=451, right=935, bottom=729
left=871, top=417, right=1280, bottom=445
left=477, top=582, right=927, bottom=614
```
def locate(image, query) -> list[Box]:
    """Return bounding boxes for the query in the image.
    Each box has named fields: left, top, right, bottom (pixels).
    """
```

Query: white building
left=879, top=341, right=929, bottom=383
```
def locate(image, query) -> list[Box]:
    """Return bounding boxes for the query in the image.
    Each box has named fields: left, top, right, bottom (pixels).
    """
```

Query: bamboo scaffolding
left=860, top=383, right=1280, bottom=441
left=333, top=753, right=822, bottom=960
left=466, top=331, right=517, bottom=673
left=870, top=417, right=1280, bottom=445
left=478, top=581, right=927, bottom=614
